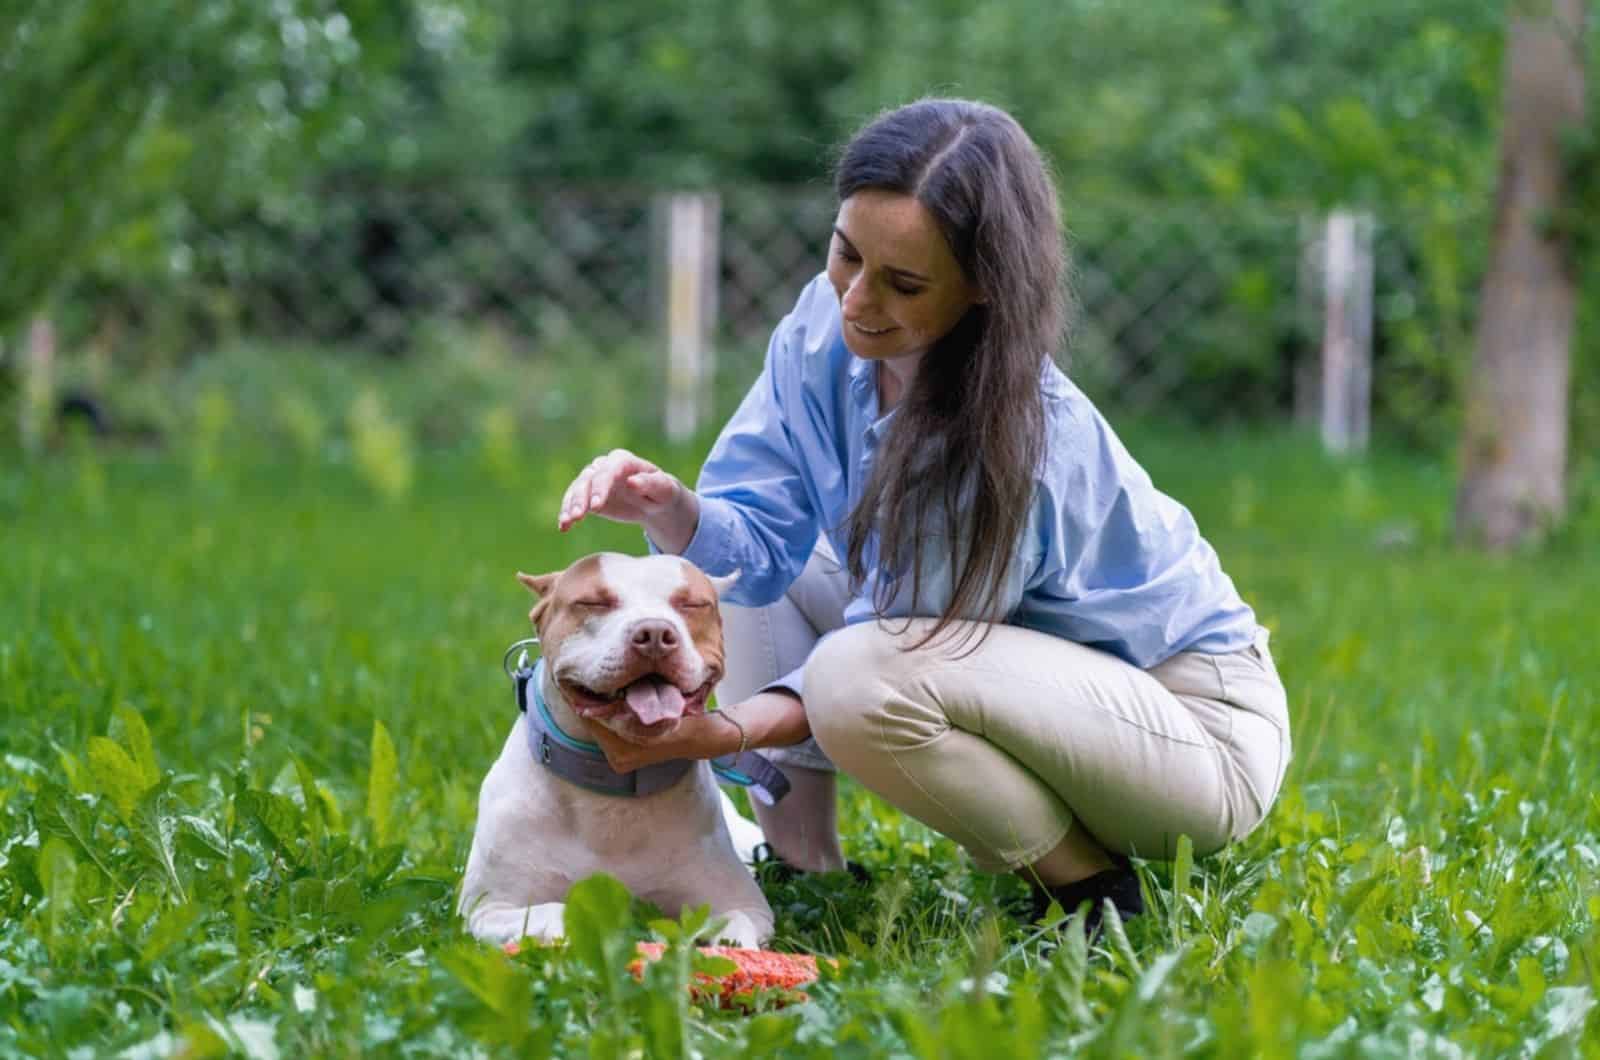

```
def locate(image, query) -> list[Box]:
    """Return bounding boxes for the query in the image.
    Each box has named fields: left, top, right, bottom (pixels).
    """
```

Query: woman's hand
left=589, top=691, right=811, bottom=774
left=557, top=448, right=700, bottom=552
left=589, top=713, right=740, bottom=774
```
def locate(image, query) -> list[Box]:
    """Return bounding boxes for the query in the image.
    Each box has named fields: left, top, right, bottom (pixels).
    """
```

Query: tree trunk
left=1456, top=0, right=1588, bottom=549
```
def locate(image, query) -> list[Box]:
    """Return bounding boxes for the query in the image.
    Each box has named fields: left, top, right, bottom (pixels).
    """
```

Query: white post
left=660, top=192, right=719, bottom=442
left=1318, top=210, right=1374, bottom=454
left=1294, top=213, right=1322, bottom=430
left=20, top=316, right=56, bottom=455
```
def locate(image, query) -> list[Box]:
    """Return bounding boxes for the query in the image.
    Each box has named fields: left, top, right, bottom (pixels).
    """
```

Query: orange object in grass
left=630, top=943, right=827, bottom=1008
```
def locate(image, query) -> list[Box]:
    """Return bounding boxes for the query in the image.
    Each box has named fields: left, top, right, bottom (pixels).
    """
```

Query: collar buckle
left=503, top=637, right=541, bottom=679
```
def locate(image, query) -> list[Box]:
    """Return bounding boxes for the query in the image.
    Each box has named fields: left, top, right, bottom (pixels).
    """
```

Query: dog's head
left=517, top=553, right=739, bottom=744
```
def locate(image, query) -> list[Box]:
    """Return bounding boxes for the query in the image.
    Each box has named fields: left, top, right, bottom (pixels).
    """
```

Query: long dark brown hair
left=836, top=99, right=1067, bottom=651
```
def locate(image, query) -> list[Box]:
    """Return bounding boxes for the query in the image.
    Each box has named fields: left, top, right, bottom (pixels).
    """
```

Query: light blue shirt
left=672, top=275, right=1257, bottom=695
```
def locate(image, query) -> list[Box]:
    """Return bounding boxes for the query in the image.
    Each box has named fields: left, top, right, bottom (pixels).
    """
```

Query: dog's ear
left=516, top=571, right=560, bottom=599
left=517, top=571, right=559, bottom=630
left=706, top=569, right=741, bottom=599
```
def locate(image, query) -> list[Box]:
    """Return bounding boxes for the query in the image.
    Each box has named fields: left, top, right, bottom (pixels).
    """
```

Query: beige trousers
left=720, top=542, right=1291, bottom=869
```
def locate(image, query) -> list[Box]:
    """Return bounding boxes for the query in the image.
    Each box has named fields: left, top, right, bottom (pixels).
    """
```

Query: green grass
left=2, top=426, right=1597, bottom=1058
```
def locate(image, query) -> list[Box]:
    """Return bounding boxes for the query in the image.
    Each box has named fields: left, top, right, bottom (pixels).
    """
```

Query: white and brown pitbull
left=458, top=552, right=774, bottom=947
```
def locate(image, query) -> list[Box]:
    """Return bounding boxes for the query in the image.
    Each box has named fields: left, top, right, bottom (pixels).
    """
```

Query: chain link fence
left=53, top=182, right=1482, bottom=445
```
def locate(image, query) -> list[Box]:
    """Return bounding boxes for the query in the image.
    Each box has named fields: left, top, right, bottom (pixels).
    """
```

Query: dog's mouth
left=559, top=673, right=715, bottom=728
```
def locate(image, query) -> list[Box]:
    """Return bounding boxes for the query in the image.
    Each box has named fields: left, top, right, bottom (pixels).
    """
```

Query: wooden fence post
left=20, top=316, right=56, bottom=455
left=1294, top=213, right=1322, bottom=431
left=657, top=192, right=720, bottom=442
left=1297, top=210, right=1374, bottom=453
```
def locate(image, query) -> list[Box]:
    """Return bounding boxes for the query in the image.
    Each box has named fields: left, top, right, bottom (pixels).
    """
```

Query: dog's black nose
left=629, top=619, right=680, bottom=657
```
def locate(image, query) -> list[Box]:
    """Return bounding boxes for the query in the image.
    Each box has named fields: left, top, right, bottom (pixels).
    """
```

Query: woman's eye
left=892, top=283, right=925, bottom=297
left=834, top=245, right=861, bottom=263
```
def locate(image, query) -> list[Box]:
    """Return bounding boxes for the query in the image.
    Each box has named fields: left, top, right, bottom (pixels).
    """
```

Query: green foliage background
left=4, top=0, right=1597, bottom=451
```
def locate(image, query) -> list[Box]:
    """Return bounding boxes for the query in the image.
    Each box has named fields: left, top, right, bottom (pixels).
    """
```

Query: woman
left=557, top=99, right=1290, bottom=932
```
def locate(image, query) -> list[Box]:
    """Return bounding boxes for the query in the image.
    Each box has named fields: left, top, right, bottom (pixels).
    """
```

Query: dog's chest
left=483, top=717, right=721, bottom=867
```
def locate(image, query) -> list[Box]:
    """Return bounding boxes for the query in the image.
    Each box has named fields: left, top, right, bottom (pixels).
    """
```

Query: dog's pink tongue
left=624, top=677, right=685, bottom=725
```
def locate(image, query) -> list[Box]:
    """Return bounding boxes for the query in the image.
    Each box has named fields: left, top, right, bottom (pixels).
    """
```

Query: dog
left=458, top=552, right=774, bottom=948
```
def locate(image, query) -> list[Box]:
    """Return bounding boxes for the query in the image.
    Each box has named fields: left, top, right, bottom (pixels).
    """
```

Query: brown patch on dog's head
left=516, top=555, right=618, bottom=644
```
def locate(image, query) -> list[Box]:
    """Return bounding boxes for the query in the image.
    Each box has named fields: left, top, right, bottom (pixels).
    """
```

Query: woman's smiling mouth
left=850, top=321, right=896, bottom=336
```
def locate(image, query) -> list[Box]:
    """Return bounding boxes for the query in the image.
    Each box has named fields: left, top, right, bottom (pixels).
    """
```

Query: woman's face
left=826, top=189, right=980, bottom=363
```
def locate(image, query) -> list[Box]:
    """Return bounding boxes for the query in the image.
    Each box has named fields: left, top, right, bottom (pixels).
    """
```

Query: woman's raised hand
left=557, top=448, right=694, bottom=540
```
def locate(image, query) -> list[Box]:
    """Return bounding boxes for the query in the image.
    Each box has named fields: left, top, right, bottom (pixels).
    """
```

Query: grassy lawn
left=2, top=425, right=1596, bottom=1057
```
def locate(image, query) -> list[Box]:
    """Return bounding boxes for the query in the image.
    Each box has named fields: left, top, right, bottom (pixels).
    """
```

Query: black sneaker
left=752, top=843, right=871, bottom=886
left=1027, top=856, right=1143, bottom=938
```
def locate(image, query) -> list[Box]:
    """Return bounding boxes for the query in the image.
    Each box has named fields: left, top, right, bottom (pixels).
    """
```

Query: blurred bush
left=2, top=0, right=1596, bottom=454
left=97, top=329, right=663, bottom=462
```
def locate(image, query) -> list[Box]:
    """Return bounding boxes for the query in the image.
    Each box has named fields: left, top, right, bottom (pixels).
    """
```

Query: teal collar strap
left=521, top=658, right=694, bottom=797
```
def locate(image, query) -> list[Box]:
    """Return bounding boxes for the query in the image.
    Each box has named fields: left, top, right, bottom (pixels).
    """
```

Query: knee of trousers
left=805, top=622, right=945, bottom=766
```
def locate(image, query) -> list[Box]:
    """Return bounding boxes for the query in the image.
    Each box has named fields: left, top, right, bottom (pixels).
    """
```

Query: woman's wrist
left=728, top=689, right=808, bottom=751
left=644, top=481, right=701, bottom=555
left=712, top=704, right=749, bottom=757
left=687, top=709, right=741, bottom=759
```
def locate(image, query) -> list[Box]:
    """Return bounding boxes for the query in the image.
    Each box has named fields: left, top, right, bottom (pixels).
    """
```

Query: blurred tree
left=1456, top=0, right=1589, bottom=549
left=15, top=0, right=1597, bottom=456
left=0, top=0, right=406, bottom=344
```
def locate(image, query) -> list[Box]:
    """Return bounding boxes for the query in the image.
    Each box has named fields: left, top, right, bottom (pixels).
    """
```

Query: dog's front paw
left=467, top=901, right=567, bottom=945
left=705, top=909, right=768, bottom=950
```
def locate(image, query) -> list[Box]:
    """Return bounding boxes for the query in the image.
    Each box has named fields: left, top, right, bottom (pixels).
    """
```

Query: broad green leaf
left=1515, top=957, right=1547, bottom=1015
left=678, top=903, right=710, bottom=939
left=366, top=720, right=397, bottom=848
left=33, top=782, right=119, bottom=885
left=637, top=980, right=688, bottom=1060
left=1056, top=909, right=1093, bottom=1024
left=364, top=843, right=405, bottom=889
left=324, top=878, right=363, bottom=922
left=1102, top=900, right=1142, bottom=976
left=690, top=953, right=739, bottom=977
left=237, top=789, right=305, bottom=868
left=1104, top=950, right=1186, bottom=1055
left=563, top=873, right=633, bottom=978
left=175, top=814, right=229, bottom=861
left=110, top=704, right=160, bottom=789
left=130, top=787, right=186, bottom=903
left=87, top=735, right=151, bottom=823
left=141, top=901, right=202, bottom=964
left=171, top=1019, right=230, bottom=1060
left=438, top=942, right=521, bottom=1015
left=648, top=917, right=683, bottom=943
left=1132, top=950, right=1183, bottom=1004
left=743, top=1014, right=800, bottom=1054
left=56, top=749, right=91, bottom=795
